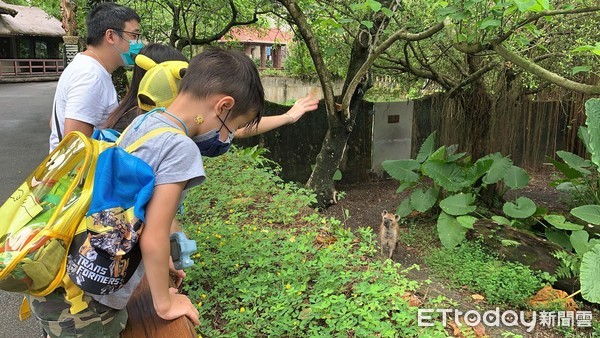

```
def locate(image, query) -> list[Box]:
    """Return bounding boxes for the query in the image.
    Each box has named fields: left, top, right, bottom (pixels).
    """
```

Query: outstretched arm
left=234, top=94, right=319, bottom=138
left=140, top=181, right=200, bottom=325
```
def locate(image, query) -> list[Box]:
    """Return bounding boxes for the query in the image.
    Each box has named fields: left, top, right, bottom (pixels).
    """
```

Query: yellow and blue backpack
left=0, top=126, right=183, bottom=316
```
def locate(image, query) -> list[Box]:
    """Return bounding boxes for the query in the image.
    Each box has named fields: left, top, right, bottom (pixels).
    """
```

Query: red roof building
left=220, top=27, right=292, bottom=69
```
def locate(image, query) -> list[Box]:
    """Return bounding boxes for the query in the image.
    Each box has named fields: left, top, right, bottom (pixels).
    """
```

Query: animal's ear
left=166, top=60, right=189, bottom=80
left=382, top=210, right=388, bottom=217
left=137, top=94, right=156, bottom=107
left=135, top=54, right=157, bottom=71
left=395, top=214, right=400, bottom=222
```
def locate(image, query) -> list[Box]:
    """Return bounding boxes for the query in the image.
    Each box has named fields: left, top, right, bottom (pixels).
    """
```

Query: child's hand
left=284, top=93, right=319, bottom=124
left=169, top=257, right=186, bottom=287
left=157, top=288, right=200, bottom=325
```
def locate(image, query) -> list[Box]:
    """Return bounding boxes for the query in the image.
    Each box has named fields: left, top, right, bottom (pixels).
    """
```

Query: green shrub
left=424, top=242, right=549, bottom=307
left=179, top=146, right=448, bottom=337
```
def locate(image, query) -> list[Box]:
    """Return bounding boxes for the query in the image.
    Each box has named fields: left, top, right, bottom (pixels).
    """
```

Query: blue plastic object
left=170, top=231, right=197, bottom=270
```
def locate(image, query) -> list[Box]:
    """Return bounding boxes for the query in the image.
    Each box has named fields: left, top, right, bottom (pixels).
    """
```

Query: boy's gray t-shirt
left=91, top=112, right=205, bottom=309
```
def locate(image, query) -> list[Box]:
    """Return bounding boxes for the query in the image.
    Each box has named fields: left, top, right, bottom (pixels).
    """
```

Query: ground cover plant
left=178, top=146, right=448, bottom=337
left=424, top=241, right=552, bottom=308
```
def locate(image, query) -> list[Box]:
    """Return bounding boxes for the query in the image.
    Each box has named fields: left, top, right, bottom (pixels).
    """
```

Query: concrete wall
left=261, top=75, right=343, bottom=103
left=371, top=101, right=413, bottom=174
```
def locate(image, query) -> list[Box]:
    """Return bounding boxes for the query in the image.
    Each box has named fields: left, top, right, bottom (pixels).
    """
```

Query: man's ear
left=105, top=29, right=120, bottom=45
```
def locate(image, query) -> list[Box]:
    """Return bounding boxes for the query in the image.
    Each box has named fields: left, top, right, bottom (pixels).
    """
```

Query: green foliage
left=551, top=99, right=600, bottom=208
left=543, top=215, right=583, bottom=231
left=382, top=131, right=533, bottom=248
left=503, top=197, right=536, bottom=219
left=547, top=98, right=600, bottom=304
left=436, top=211, right=468, bottom=248
left=179, top=146, right=447, bottom=336
left=424, top=242, right=550, bottom=307
left=552, top=250, right=581, bottom=279
left=4, top=0, right=61, bottom=19
left=581, top=243, right=600, bottom=303
left=571, top=205, right=600, bottom=225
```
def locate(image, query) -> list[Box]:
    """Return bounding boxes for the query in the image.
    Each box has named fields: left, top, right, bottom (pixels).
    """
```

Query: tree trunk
left=306, top=1, right=392, bottom=207
left=307, top=121, right=351, bottom=206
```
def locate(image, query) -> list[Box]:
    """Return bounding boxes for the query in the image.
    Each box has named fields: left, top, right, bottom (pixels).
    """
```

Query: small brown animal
left=379, top=210, right=400, bottom=259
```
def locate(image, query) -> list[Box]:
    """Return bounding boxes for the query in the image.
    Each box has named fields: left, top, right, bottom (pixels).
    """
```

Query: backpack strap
left=19, top=297, right=30, bottom=320
left=116, top=127, right=185, bottom=153
left=53, top=101, right=62, bottom=142
left=62, top=274, right=89, bottom=315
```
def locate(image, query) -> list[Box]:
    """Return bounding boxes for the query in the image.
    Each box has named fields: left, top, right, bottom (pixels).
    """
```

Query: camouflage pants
left=28, top=288, right=127, bottom=338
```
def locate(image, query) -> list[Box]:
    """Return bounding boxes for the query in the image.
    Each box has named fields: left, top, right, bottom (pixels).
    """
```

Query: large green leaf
left=437, top=211, right=467, bottom=248
left=382, top=159, right=420, bottom=182
left=482, top=154, right=513, bottom=184
left=571, top=205, right=600, bottom=225
left=439, top=193, right=476, bottom=216
left=544, top=214, right=584, bottom=231
left=416, top=132, right=436, bottom=163
left=556, top=151, right=591, bottom=175
left=428, top=146, right=446, bottom=162
left=580, top=243, right=600, bottom=303
left=545, top=228, right=573, bottom=251
left=585, top=99, right=600, bottom=170
left=578, top=126, right=591, bottom=155
left=492, top=215, right=511, bottom=226
left=503, top=197, right=536, bottom=219
left=503, top=166, right=530, bottom=189
left=457, top=215, right=477, bottom=229
left=447, top=151, right=467, bottom=163
left=396, top=181, right=414, bottom=193
left=410, top=187, right=438, bottom=213
left=395, top=198, right=413, bottom=218
left=571, top=230, right=590, bottom=255
left=422, top=160, right=466, bottom=192
left=463, top=157, right=494, bottom=185
left=547, top=156, right=584, bottom=180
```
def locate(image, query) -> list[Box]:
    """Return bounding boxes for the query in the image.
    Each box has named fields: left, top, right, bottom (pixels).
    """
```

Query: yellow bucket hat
left=135, top=54, right=189, bottom=111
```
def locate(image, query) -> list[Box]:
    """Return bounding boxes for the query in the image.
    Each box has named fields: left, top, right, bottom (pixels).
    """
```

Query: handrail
left=0, top=58, right=64, bottom=77
left=121, top=276, right=196, bottom=338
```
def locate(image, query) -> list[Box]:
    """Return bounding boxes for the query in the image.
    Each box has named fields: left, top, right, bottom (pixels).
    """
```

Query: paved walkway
left=0, top=81, right=57, bottom=338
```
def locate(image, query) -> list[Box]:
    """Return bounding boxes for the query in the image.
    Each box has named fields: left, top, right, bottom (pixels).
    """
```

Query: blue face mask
left=192, top=129, right=234, bottom=157
left=118, top=40, right=144, bottom=67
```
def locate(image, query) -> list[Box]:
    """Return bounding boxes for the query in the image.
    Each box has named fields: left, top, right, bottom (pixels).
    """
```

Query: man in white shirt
left=49, top=3, right=142, bottom=151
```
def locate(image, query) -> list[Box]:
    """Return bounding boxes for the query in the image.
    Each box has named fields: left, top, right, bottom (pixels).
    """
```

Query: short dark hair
left=86, top=3, right=140, bottom=46
left=179, top=48, right=264, bottom=129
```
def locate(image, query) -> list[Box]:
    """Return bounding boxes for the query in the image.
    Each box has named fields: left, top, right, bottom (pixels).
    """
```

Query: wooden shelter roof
left=0, top=1, right=64, bottom=37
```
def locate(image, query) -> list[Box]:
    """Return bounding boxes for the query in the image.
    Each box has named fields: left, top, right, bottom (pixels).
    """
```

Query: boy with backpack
left=28, top=48, right=265, bottom=337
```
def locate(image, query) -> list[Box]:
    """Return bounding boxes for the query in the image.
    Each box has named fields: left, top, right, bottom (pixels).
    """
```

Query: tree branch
left=277, top=0, right=337, bottom=118
left=447, top=61, right=499, bottom=97
left=340, top=22, right=445, bottom=112
left=495, top=6, right=600, bottom=46
left=493, top=43, right=600, bottom=95
left=175, top=0, right=265, bottom=49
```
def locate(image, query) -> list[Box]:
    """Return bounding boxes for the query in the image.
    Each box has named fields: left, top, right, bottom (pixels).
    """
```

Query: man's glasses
left=111, top=29, right=142, bottom=41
